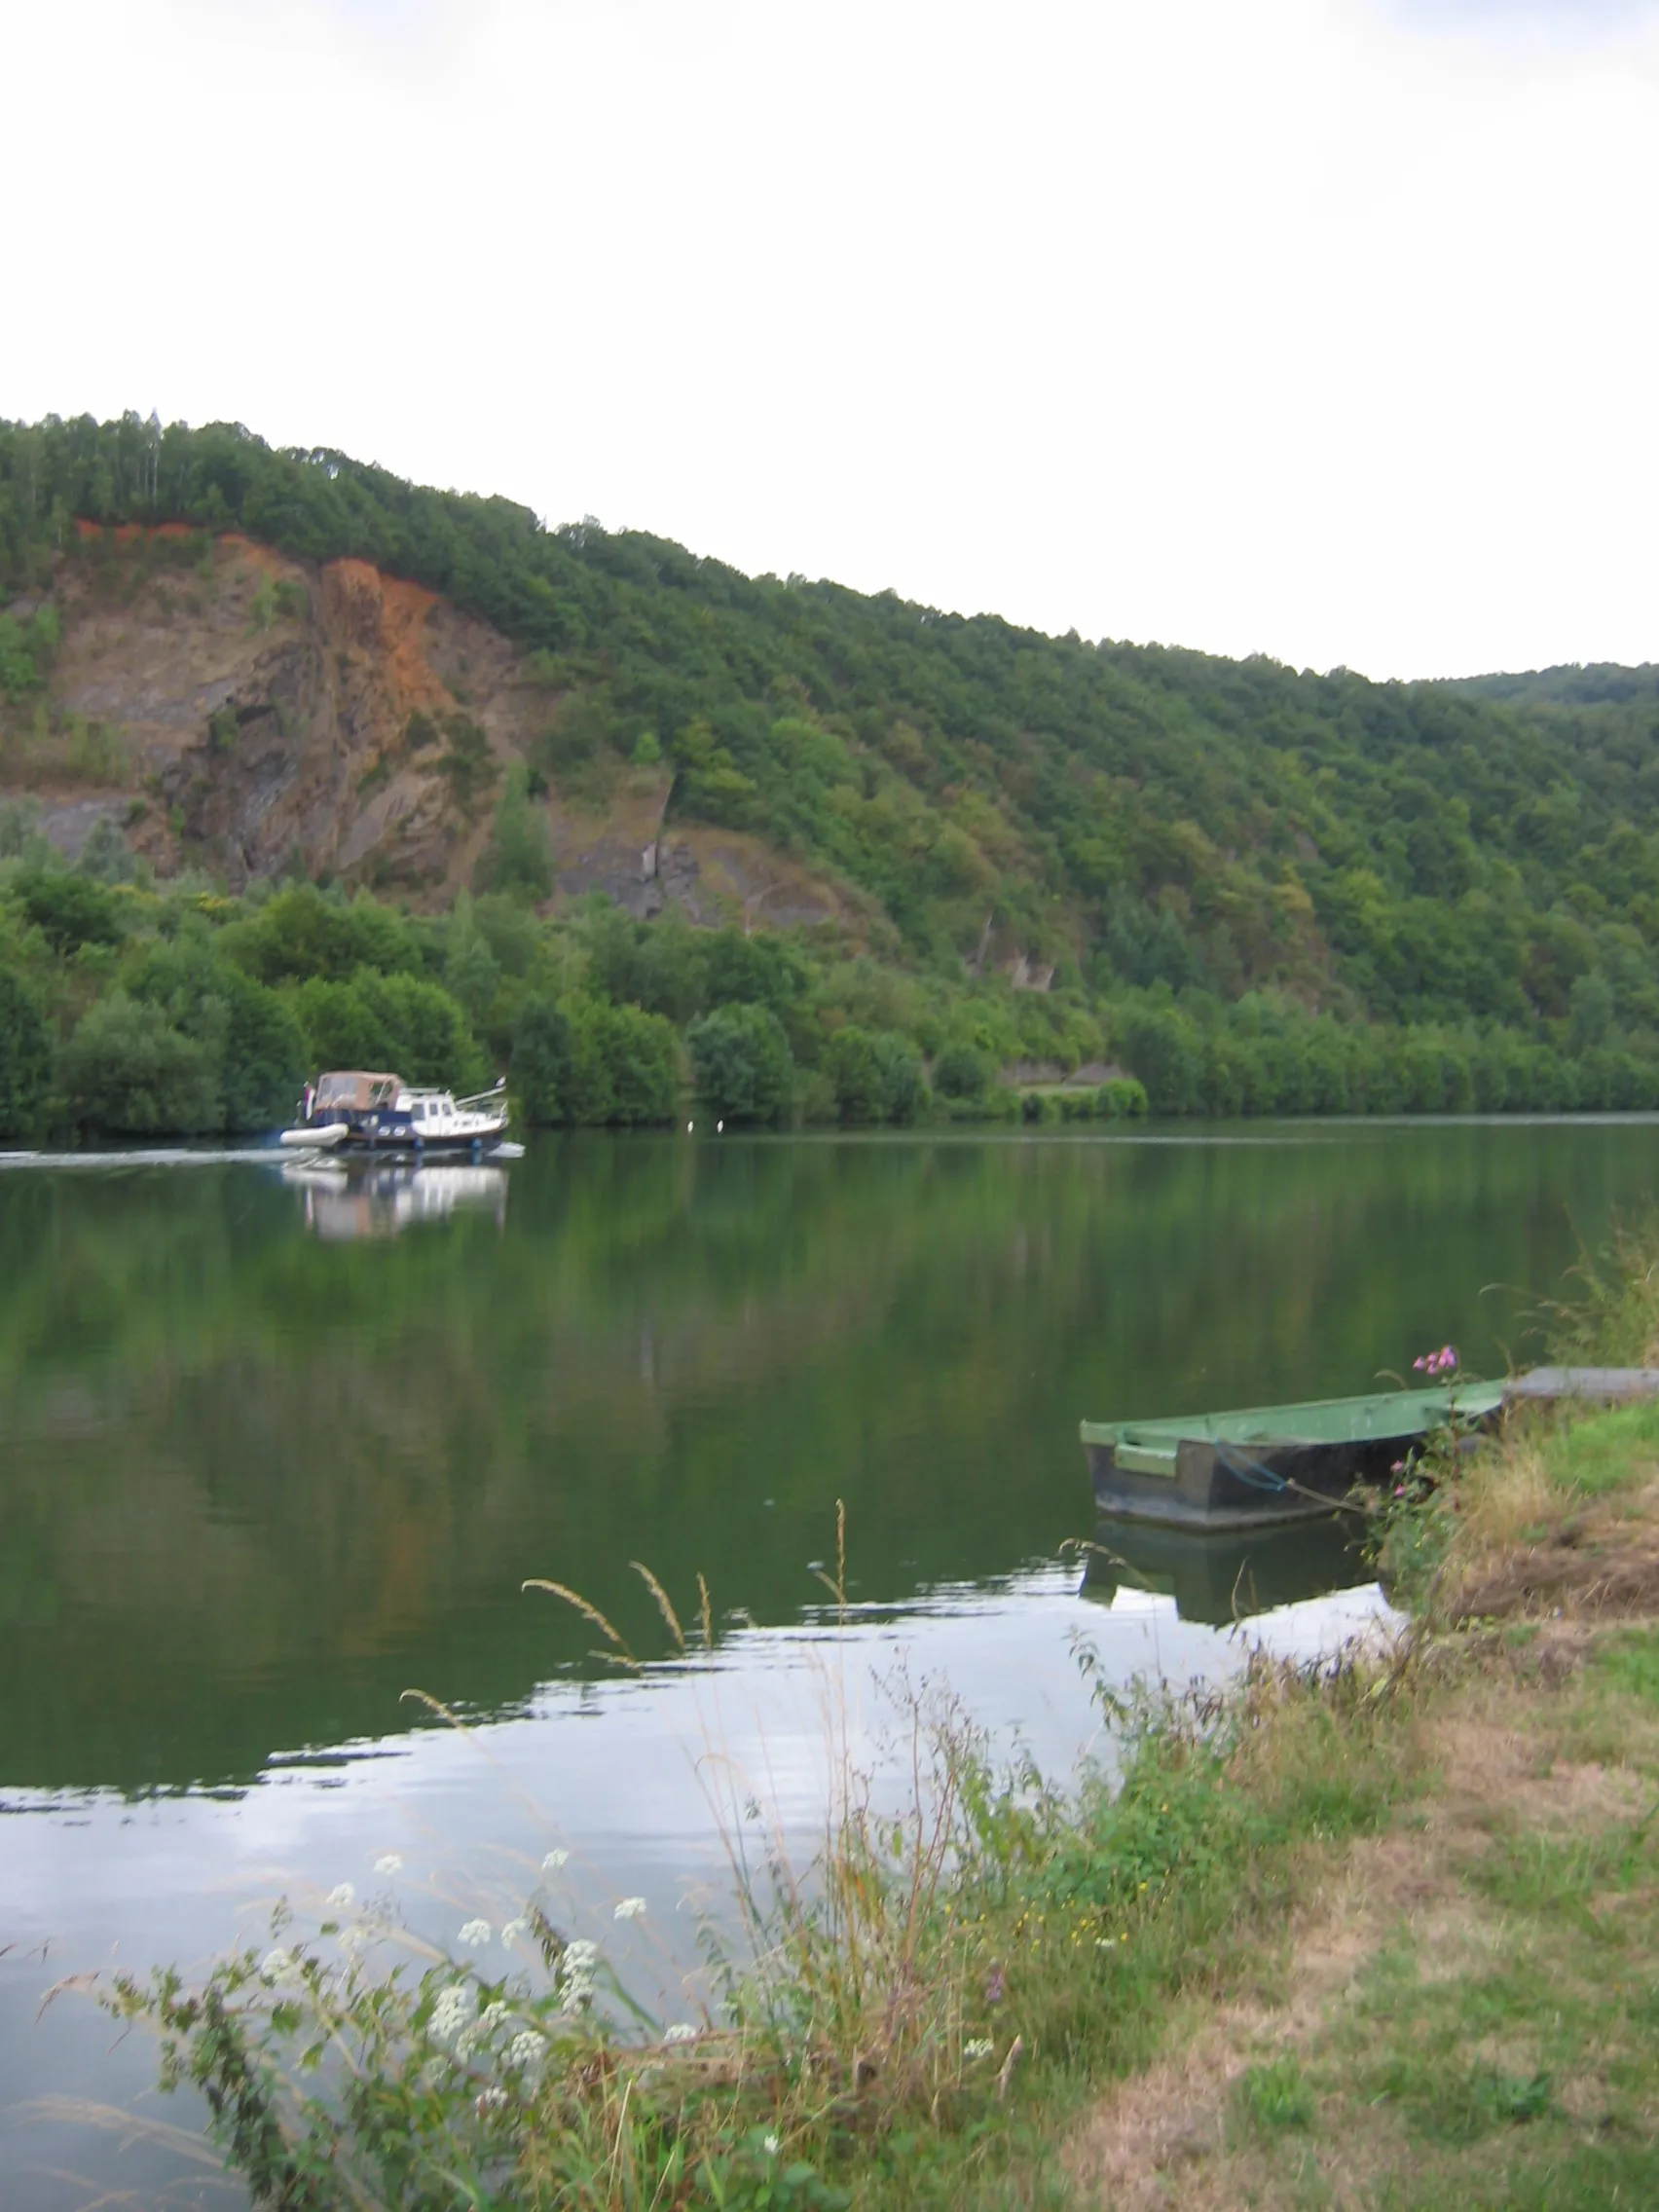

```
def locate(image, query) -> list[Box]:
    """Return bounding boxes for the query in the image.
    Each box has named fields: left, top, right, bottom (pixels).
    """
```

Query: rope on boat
left=1215, top=1446, right=1373, bottom=1518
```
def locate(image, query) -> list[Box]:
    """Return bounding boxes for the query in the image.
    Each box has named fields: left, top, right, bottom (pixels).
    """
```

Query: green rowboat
left=1081, top=1382, right=1506, bottom=1531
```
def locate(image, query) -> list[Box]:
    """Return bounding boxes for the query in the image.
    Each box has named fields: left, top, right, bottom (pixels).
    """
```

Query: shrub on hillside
left=825, top=1025, right=929, bottom=1125
left=511, top=995, right=573, bottom=1124
left=9, top=866, right=125, bottom=955
left=511, top=994, right=681, bottom=1125
left=597, top=1003, right=682, bottom=1124
left=0, top=968, right=53, bottom=1136
left=60, top=995, right=220, bottom=1135
left=218, top=885, right=430, bottom=987
left=474, top=760, right=553, bottom=903
left=127, top=942, right=307, bottom=1130
left=686, top=1002, right=794, bottom=1124
left=290, top=973, right=488, bottom=1091
left=931, top=1040, right=993, bottom=1102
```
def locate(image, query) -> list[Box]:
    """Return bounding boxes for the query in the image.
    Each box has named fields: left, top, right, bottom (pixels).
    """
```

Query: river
left=2, top=1119, right=1653, bottom=2207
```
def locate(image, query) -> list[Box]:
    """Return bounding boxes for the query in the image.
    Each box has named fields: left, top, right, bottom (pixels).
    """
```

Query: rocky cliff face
left=13, top=527, right=542, bottom=893
left=0, top=527, right=846, bottom=930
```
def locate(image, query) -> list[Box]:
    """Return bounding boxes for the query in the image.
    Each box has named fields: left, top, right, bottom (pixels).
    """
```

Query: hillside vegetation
left=3, top=410, right=1659, bottom=1134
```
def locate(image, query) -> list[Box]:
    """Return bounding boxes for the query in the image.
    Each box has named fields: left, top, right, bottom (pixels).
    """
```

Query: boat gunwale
left=1080, top=1380, right=1506, bottom=1452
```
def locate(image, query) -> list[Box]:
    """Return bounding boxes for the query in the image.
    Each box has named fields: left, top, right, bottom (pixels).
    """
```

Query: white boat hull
left=279, top=1124, right=349, bottom=1149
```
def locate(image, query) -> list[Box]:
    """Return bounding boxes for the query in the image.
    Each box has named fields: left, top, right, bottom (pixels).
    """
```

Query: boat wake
left=0, top=1146, right=293, bottom=1171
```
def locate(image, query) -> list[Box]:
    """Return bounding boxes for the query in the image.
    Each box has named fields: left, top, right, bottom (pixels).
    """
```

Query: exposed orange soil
left=319, top=557, right=452, bottom=718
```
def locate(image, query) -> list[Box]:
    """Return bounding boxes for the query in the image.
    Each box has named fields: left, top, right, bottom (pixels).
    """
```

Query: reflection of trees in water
left=0, top=1129, right=1647, bottom=1791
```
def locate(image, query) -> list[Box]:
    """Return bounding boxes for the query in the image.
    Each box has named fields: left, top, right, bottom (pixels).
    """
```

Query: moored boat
left=1084, top=1368, right=1659, bottom=1531
left=1082, top=1382, right=1504, bottom=1531
left=278, top=1070, right=511, bottom=1156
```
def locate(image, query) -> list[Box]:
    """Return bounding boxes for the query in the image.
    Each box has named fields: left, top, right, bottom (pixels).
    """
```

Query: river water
left=3, top=1120, right=1654, bottom=2206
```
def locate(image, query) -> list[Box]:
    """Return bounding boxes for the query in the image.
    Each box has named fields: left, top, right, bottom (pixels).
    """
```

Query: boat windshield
left=316, top=1072, right=403, bottom=1110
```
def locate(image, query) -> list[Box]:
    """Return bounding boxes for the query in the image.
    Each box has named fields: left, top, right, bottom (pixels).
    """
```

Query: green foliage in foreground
left=105, top=1642, right=1407, bottom=2211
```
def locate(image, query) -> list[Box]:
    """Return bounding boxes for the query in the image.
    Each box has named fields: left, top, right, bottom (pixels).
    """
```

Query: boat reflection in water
left=1081, top=1512, right=1369, bottom=1628
left=280, top=1159, right=510, bottom=1240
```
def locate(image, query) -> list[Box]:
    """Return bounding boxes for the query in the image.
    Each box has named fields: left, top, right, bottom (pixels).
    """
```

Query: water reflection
left=0, top=1121, right=1653, bottom=1798
left=1, top=1122, right=1656, bottom=2207
left=282, top=1161, right=511, bottom=1240
left=1082, top=1514, right=1368, bottom=1627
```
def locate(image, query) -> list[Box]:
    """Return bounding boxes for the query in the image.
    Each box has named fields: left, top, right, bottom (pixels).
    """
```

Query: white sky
left=7, top=0, right=1657, bottom=679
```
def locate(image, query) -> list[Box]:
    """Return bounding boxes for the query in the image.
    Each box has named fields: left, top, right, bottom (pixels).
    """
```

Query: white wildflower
left=457, top=1918, right=493, bottom=1950
left=426, top=1984, right=475, bottom=2047
left=541, top=1849, right=570, bottom=1872
left=761, top=2132, right=781, bottom=2156
left=459, top=1998, right=511, bottom=2056
left=663, top=2022, right=699, bottom=2045
left=259, top=1946, right=298, bottom=1987
left=613, top=1896, right=646, bottom=1920
left=505, top=2029, right=547, bottom=2074
left=500, top=1917, right=530, bottom=1948
left=475, top=2085, right=509, bottom=2115
left=339, top=1924, right=371, bottom=1958
left=559, top=1935, right=600, bottom=2009
left=964, top=2037, right=994, bottom=2060
left=325, top=1883, right=354, bottom=1911
left=374, top=1854, right=403, bottom=1877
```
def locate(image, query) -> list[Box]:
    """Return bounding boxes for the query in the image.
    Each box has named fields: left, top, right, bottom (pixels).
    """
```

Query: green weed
left=1236, top=2052, right=1315, bottom=2131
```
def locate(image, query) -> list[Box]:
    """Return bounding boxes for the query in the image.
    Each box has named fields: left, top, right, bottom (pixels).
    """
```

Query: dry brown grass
left=1064, top=1645, right=1659, bottom=2210
left=1449, top=1479, right=1659, bottom=1623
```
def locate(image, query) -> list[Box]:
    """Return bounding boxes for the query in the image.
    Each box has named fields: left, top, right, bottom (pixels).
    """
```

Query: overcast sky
left=8, top=0, right=1657, bottom=679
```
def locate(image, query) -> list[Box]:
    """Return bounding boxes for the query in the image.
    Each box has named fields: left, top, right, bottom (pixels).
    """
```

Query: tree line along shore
left=11, top=850, right=1659, bottom=1143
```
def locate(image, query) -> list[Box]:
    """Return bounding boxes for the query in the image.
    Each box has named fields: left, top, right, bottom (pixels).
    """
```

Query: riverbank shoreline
left=100, top=1229, right=1659, bottom=2209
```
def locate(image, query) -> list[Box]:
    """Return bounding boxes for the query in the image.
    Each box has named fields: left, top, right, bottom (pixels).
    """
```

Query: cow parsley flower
left=505, top=2029, right=547, bottom=2074
left=761, top=2133, right=780, bottom=2157
left=259, top=1946, right=298, bottom=1987
left=663, top=2022, right=699, bottom=2045
left=457, top=2000, right=512, bottom=2062
left=500, top=1917, right=530, bottom=1948
left=541, top=1849, right=570, bottom=1872
left=325, top=1883, right=354, bottom=1910
left=427, top=1984, right=475, bottom=2047
left=475, top=2086, right=509, bottom=2115
left=564, top=1939, right=600, bottom=1971
left=374, top=1854, right=403, bottom=1877
left=457, top=1918, right=493, bottom=1950
left=613, top=1896, right=646, bottom=1920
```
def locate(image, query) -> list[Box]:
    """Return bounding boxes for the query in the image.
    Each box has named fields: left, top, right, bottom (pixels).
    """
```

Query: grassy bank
left=104, top=1248, right=1659, bottom=2208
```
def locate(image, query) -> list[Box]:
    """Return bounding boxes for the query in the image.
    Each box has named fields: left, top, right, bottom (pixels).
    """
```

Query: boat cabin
left=314, top=1071, right=403, bottom=1116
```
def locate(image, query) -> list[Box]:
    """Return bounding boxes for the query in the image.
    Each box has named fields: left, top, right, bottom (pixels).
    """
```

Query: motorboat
left=278, top=1070, right=511, bottom=1156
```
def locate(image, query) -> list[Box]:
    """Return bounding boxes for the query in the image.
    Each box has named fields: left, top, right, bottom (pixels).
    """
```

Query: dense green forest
left=3, top=410, right=1659, bottom=1135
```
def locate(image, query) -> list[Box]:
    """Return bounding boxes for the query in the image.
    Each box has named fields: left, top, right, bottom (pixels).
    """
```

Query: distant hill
left=3, top=411, right=1659, bottom=1123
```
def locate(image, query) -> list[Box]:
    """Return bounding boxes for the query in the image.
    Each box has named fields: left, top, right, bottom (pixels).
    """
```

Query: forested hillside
left=3, top=410, right=1658, bottom=1134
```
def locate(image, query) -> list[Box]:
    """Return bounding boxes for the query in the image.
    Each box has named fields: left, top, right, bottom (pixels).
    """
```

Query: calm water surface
left=3, top=1120, right=1655, bottom=2205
